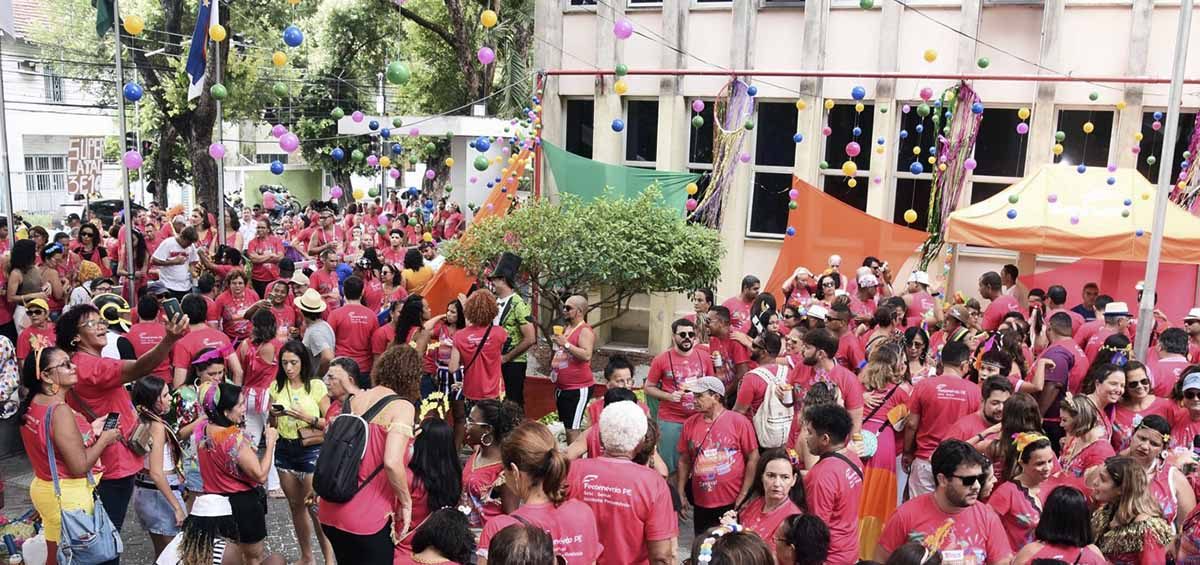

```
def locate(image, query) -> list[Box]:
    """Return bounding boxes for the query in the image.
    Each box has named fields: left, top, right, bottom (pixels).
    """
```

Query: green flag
left=542, top=141, right=699, bottom=214
left=94, top=0, right=114, bottom=37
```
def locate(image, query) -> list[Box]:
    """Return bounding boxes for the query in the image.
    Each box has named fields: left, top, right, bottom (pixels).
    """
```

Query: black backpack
left=313, top=393, right=401, bottom=503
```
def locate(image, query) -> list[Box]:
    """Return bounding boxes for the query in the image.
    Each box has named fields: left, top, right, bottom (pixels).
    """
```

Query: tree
left=445, top=187, right=725, bottom=336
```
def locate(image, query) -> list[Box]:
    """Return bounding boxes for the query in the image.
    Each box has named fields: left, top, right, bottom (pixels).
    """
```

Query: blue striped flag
left=185, top=0, right=218, bottom=100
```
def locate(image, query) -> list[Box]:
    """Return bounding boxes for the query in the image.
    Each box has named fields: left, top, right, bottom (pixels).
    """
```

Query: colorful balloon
left=477, top=47, right=495, bottom=66
left=270, top=160, right=284, bottom=175
left=123, top=82, right=143, bottom=102
left=692, top=100, right=705, bottom=113
left=272, top=51, right=287, bottom=67
left=279, top=133, right=300, bottom=153
left=283, top=25, right=303, bottom=48
left=209, top=24, right=226, bottom=42
left=122, top=150, right=143, bottom=169
left=923, top=49, right=937, bottom=62
left=208, top=143, right=226, bottom=160
left=613, top=19, right=634, bottom=40
left=480, top=9, right=498, bottom=28
left=903, top=209, right=918, bottom=224
left=331, top=147, right=345, bottom=161
left=386, top=61, right=411, bottom=85
left=330, top=185, right=344, bottom=199
left=351, top=111, right=364, bottom=123
left=123, top=15, right=145, bottom=36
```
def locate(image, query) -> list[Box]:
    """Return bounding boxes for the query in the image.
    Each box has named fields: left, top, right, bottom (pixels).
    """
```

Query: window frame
left=745, top=99, right=800, bottom=239
left=23, top=154, right=68, bottom=193
left=965, top=104, right=1029, bottom=205
left=43, top=64, right=64, bottom=103
left=1052, top=106, right=1118, bottom=169
left=562, top=96, right=596, bottom=160
left=623, top=98, right=660, bottom=169
left=1135, top=106, right=1199, bottom=184
left=889, top=100, right=935, bottom=226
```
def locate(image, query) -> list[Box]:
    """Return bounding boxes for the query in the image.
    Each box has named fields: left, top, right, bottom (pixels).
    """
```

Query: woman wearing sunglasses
left=1170, top=369, right=1200, bottom=454
left=1111, top=361, right=1172, bottom=452
left=1087, top=456, right=1172, bottom=564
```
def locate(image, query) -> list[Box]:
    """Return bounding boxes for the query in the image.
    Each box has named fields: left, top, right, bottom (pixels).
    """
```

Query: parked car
left=59, top=199, right=147, bottom=230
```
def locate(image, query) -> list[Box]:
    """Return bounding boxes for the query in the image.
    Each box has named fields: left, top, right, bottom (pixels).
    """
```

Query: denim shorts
left=133, top=483, right=184, bottom=536
left=275, top=439, right=321, bottom=474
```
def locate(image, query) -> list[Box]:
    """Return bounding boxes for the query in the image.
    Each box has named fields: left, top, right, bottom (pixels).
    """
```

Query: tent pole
left=1135, top=0, right=1192, bottom=360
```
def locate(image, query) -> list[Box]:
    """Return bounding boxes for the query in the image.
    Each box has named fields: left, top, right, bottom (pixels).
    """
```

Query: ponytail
left=541, top=448, right=569, bottom=505
left=501, top=421, right=571, bottom=506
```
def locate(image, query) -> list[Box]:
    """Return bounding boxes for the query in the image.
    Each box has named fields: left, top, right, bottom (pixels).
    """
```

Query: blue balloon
left=1006, top=209, right=1018, bottom=219
left=899, top=130, right=909, bottom=139
left=611, top=119, right=625, bottom=132
left=476, top=138, right=491, bottom=152
left=877, top=137, right=885, bottom=145
left=747, top=85, right=758, bottom=96
left=793, top=133, right=804, bottom=143
left=852, top=127, right=862, bottom=137
left=915, top=124, right=924, bottom=134
left=123, top=82, right=143, bottom=102
left=1154, top=111, right=1164, bottom=120
left=1107, top=176, right=1117, bottom=185
left=368, top=120, right=379, bottom=131
left=283, top=25, right=304, bottom=47
left=971, top=102, right=984, bottom=114
left=391, top=143, right=403, bottom=154
left=933, top=100, right=942, bottom=108
left=270, top=160, right=284, bottom=175
left=1136, top=229, right=1145, bottom=237
left=1124, top=198, right=1133, bottom=206
left=408, top=187, right=419, bottom=195
left=909, top=161, right=924, bottom=175
left=929, top=146, right=937, bottom=155
left=1076, top=164, right=1087, bottom=174
left=786, top=226, right=796, bottom=236
left=850, top=86, right=866, bottom=101
left=380, top=128, right=391, bottom=139
left=468, top=140, right=477, bottom=149
left=486, top=182, right=495, bottom=188
left=330, top=147, right=345, bottom=161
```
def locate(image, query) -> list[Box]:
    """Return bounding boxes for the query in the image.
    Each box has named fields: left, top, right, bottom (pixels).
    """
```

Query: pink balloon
left=122, top=150, right=143, bottom=169
left=691, top=100, right=705, bottom=113
left=279, top=132, right=300, bottom=153
left=366, top=155, right=379, bottom=166
left=1070, top=216, right=1080, bottom=225
left=738, top=152, right=751, bottom=163
left=208, top=143, right=226, bottom=160
left=1047, top=194, right=1058, bottom=203
left=613, top=19, right=634, bottom=40
left=1132, top=146, right=1141, bottom=154
left=1107, top=163, right=1118, bottom=172
left=477, top=47, right=495, bottom=66
left=788, top=189, right=799, bottom=199
left=389, top=169, right=401, bottom=179
left=425, top=170, right=436, bottom=180
left=1015, top=122, right=1029, bottom=135
left=685, top=198, right=698, bottom=211
left=963, top=158, right=977, bottom=171
left=409, top=128, right=420, bottom=137
left=469, top=176, right=478, bottom=183
left=351, top=111, right=364, bottom=123
left=271, top=124, right=287, bottom=138
left=1152, top=121, right=1162, bottom=131
left=919, top=87, right=933, bottom=101
left=901, top=104, right=911, bottom=114
left=822, top=126, right=832, bottom=136
left=845, top=141, right=861, bottom=157
left=330, top=185, right=344, bottom=199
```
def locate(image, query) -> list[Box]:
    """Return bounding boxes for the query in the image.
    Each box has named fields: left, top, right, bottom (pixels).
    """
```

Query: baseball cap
left=1183, top=372, right=1200, bottom=391
left=687, top=376, right=726, bottom=397
left=908, top=271, right=930, bottom=286
left=857, top=274, right=879, bottom=288
left=25, top=298, right=48, bottom=312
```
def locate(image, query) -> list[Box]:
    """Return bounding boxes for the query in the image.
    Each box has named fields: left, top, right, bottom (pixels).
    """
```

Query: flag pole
left=113, top=0, right=137, bottom=300
left=215, top=3, right=226, bottom=249
left=1134, top=0, right=1193, bottom=360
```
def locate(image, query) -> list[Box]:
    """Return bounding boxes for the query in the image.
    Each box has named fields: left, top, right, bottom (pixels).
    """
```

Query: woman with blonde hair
left=1087, top=456, right=1172, bottom=564
left=1058, top=394, right=1116, bottom=493
left=856, top=340, right=912, bottom=559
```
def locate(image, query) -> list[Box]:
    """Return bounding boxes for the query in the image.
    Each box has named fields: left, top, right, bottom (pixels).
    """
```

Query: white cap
left=1185, top=307, right=1200, bottom=321
left=834, top=289, right=849, bottom=298
left=807, top=304, right=828, bottom=321
left=908, top=271, right=931, bottom=286
left=857, top=274, right=879, bottom=288
left=1104, top=302, right=1131, bottom=316
left=792, top=267, right=813, bottom=279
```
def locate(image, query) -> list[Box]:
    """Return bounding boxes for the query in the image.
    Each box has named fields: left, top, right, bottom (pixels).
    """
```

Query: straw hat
left=294, top=288, right=327, bottom=314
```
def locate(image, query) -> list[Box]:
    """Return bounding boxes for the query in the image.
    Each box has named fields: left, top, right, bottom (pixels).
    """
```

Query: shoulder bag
left=45, top=404, right=123, bottom=564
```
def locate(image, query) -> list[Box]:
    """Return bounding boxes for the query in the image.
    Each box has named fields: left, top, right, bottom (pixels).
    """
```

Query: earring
left=481, top=432, right=493, bottom=447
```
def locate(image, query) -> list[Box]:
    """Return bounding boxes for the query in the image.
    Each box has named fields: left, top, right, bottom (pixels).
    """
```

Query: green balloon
left=615, top=63, right=628, bottom=77
left=1147, top=155, right=1158, bottom=166
left=377, top=226, right=387, bottom=235
left=819, top=160, right=830, bottom=169
left=445, top=187, right=452, bottom=193
left=788, top=201, right=797, bottom=209
left=1054, top=131, right=1066, bottom=142
left=1088, top=91, right=1099, bottom=101
left=408, top=217, right=417, bottom=226
left=392, top=117, right=403, bottom=128
left=1121, top=209, right=1130, bottom=217
left=880, top=107, right=888, bottom=114
left=942, top=126, right=950, bottom=135
left=424, top=142, right=436, bottom=153
left=1185, top=151, right=1192, bottom=159
left=473, top=156, right=490, bottom=171
left=859, top=0, right=874, bottom=8
left=1008, top=194, right=1019, bottom=204
left=692, top=115, right=704, bottom=129
left=331, top=107, right=345, bottom=120
left=351, top=149, right=364, bottom=161
left=386, top=61, right=411, bottom=85
left=444, top=132, right=454, bottom=140
left=209, top=83, right=227, bottom=100
left=409, top=155, right=419, bottom=165
left=916, top=103, right=931, bottom=118
left=369, top=186, right=380, bottom=197
left=976, top=57, right=990, bottom=69
left=272, top=83, right=288, bottom=98
left=744, top=119, right=755, bottom=131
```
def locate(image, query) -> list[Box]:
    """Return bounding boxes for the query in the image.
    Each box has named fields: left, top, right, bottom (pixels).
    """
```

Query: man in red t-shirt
left=793, top=329, right=865, bottom=435
left=308, top=248, right=342, bottom=315
left=645, top=318, right=715, bottom=476
left=721, top=275, right=759, bottom=334
left=902, top=340, right=981, bottom=498
left=172, top=295, right=244, bottom=389
left=1044, top=285, right=1085, bottom=335
left=676, top=377, right=758, bottom=536
left=126, top=295, right=170, bottom=381
left=705, top=306, right=750, bottom=389
left=803, top=404, right=865, bottom=565
left=826, top=304, right=865, bottom=372
left=380, top=229, right=406, bottom=267
left=245, top=222, right=284, bottom=298
left=733, top=332, right=787, bottom=422
left=1150, top=327, right=1192, bottom=396
left=946, top=377, right=1012, bottom=449
left=979, top=271, right=1019, bottom=331
left=328, top=276, right=380, bottom=375
left=1085, top=302, right=1131, bottom=362
left=877, top=440, right=1012, bottom=563
left=568, top=401, right=677, bottom=565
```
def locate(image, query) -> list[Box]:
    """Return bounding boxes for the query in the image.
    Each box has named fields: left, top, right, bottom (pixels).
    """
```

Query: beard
left=677, top=340, right=694, bottom=353
left=802, top=354, right=818, bottom=367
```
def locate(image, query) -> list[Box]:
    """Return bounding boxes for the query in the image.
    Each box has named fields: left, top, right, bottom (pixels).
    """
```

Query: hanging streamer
left=1169, top=114, right=1200, bottom=214
left=918, top=81, right=984, bottom=270
left=688, top=78, right=755, bottom=229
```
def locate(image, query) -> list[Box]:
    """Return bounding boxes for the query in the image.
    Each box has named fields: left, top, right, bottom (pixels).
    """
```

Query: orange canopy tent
left=946, top=165, right=1200, bottom=264
left=764, top=177, right=929, bottom=298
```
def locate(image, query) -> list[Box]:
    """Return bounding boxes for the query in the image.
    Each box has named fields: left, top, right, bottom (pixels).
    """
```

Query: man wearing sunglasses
left=877, top=440, right=1010, bottom=563
left=645, top=318, right=715, bottom=478
left=825, top=305, right=864, bottom=373
left=1184, top=308, right=1200, bottom=363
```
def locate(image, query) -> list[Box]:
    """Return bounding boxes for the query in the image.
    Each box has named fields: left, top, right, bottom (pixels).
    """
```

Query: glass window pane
left=822, top=174, right=868, bottom=212
left=1136, top=111, right=1196, bottom=184
left=893, top=178, right=932, bottom=230
left=749, top=172, right=793, bottom=235
left=565, top=99, right=594, bottom=159
left=687, top=168, right=712, bottom=203
left=689, top=100, right=715, bottom=164
left=626, top=100, right=659, bottom=163
left=973, top=109, right=1027, bottom=178
left=970, top=181, right=1010, bottom=205
left=755, top=102, right=798, bottom=168
left=1055, top=110, right=1113, bottom=167
left=824, top=104, right=874, bottom=170
left=894, top=106, right=938, bottom=173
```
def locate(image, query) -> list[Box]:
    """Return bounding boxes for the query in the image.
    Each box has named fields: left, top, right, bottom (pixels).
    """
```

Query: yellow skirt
left=30, top=476, right=97, bottom=543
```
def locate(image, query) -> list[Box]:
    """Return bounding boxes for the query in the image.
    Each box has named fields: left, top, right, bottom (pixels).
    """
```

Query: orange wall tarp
left=764, top=177, right=929, bottom=298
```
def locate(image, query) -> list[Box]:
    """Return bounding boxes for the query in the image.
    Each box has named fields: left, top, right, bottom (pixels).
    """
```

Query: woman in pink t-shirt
left=1119, top=415, right=1195, bottom=532
left=449, top=290, right=506, bottom=401
left=461, top=399, right=522, bottom=528
left=394, top=419, right=461, bottom=559
left=730, top=448, right=803, bottom=561
left=1082, top=363, right=1126, bottom=443
left=989, top=434, right=1054, bottom=551
left=1010, top=485, right=1107, bottom=565
left=1058, top=395, right=1116, bottom=496
left=1112, top=361, right=1173, bottom=451
left=216, top=271, right=259, bottom=342
left=1086, top=456, right=1173, bottom=565
left=477, top=422, right=602, bottom=565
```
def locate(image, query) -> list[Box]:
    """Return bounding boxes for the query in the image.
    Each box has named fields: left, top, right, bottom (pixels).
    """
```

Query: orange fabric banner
left=765, top=177, right=929, bottom=298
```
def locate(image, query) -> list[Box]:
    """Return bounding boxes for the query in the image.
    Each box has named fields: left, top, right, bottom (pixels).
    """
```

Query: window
left=43, top=65, right=64, bottom=103
left=255, top=153, right=289, bottom=164
left=1136, top=110, right=1197, bottom=184
left=821, top=103, right=874, bottom=212
left=892, top=103, right=934, bottom=223
left=24, top=155, right=66, bottom=193
left=762, top=0, right=804, bottom=5
left=687, top=99, right=716, bottom=202
left=1054, top=109, right=1113, bottom=168
left=564, top=98, right=594, bottom=159
left=567, top=0, right=596, bottom=5
left=893, top=178, right=932, bottom=229
left=969, top=108, right=1027, bottom=204
left=624, top=100, right=658, bottom=167
left=747, top=102, right=799, bottom=236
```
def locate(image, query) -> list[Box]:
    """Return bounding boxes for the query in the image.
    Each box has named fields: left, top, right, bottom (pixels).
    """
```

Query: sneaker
left=268, top=488, right=286, bottom=499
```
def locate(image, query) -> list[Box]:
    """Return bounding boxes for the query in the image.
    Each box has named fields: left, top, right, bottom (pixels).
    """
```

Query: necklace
left=410, top=552, right=447, bottom=564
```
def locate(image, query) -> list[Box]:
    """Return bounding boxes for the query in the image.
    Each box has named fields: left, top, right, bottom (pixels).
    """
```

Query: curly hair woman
left=449, top=290, right=506, bottom=402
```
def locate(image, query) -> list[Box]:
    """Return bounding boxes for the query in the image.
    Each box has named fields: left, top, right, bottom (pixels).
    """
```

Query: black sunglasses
left=675, top=331, right=696, bottom=339
left=1127, top=378, right=1150, bottom=389
left=952, top=473, right=988, bottom=487
left=1185, top=390, right=1200, bottom=400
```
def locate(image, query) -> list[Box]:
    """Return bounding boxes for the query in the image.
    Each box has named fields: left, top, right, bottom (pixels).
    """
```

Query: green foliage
left=446, top=185, right=724, bottom=333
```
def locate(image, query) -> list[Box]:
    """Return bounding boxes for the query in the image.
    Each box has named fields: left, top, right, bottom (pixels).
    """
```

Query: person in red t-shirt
left=308, top=249, right=341, bottom=316
left=15, top=298, right=54, bottom=371
left=1085, top=302, right=1131, bottom=363
left=729, top=449, right=803, bottom=563
left=567, top=401, right=677, bottom=565
left=706, top=306, right=751, bottom=389
left=979, top=271, right=1020, bottom=332
left=733, top=332, right=789, bottom=423
left=172, top=295, right=244, bottom=389
left=1149, top=328, right=1191, bottom=396
left=721, top=275, right=760, bottom=335
left=125, top=295, right=170, bottom=382
left=449, top=290, right=507, bottom=401
left=380, top=229, right=407, bottom=267
left=794, top=329, right=865, bottom=435
left=825, top=304, right=865, bottom=372
left=946, top=377, right=1013, bottom=454
left=215, top=271, right=260, bottom=342
left=645, top=317, right=715, bottom=476
left=675, top=376, right=758, bottom=536
left=802, top=404, right=864, bottom=565
left=245, top=222, right=284, bottom=298
left=877, top=439, right=1012, bottom=563
left=328, top=276, right=379, bottom=375
left=902, top=340, right=981, bottom=498
left=550, top=295, right=596, bottom=444
left=244, top=281, right=301, bottom=341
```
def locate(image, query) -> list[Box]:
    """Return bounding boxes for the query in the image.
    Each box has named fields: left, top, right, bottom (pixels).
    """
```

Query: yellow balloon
left=614, top=79, right=628, bottom=95
left=874, top=146, right=885, bottom=154
left=209, top=24, right=226, bottom=42
left=123, top=15, right=145, bottom=36
left=1082, top=122, right=1094, bottom=134
left=686, top=182, right=698, bottom=195
left=423, top=232, right=434, bottom=242
left=353, top=189, right=365, bottom=200
left=1134, top=132, right=1144, bottom=142
left=795, top=100, right=808, bottom=111
left=824, top=99, right=835, bottom=110
left=936, top=161, right=945, bottom=169
left=444, top=158, right=455, bottom=167
left=854, top=102, right=865, bottom=113
left=923, top=49, right=938, bottom=63
left=272, top=51, right=287, bottom=67
left=1142, top=192, right=1150, bottom=200
left=912, top=146, right=921, bottom=155
left=379, top=156, right=391, bottom=168
left=1052, top=143, right=1064, bottom=155
left=480, top=9, right=499, bottom=28
left=903, top=209, right=918, bottom=224
left=841, top=161, right=858, bottom=176
left=1017, top=107, right=1031, bottom=120
left=847, top=178, right=858, bottom=188
left=287, top=0, right=301, bottom=5
left=1116, top=101, right=1127, bottom=110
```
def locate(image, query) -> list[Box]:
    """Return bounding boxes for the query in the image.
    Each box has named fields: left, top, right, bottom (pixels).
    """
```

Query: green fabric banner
left=542, top=141, right=699, bottom=214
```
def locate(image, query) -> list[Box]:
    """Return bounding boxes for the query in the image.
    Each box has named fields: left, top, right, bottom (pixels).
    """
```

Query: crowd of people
left=12, top=193, right=1200, bottom=565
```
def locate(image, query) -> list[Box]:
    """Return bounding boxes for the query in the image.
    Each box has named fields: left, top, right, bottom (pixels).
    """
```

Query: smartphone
left=162, top=298, right=182, bottom=321
left=102, top=412, right=120, bottom=431
left=271, top=404, right=286, bottom=413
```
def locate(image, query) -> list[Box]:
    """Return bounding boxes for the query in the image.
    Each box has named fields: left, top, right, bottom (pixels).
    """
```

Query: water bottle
left=712, top=351, right=724, bottom=369
left=682, top=391, right=695, bottom=411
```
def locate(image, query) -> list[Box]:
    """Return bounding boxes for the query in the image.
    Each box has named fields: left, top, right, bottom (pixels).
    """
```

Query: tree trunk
left=188, top=7, right=229, bottom=214
left=152, top=126, right=175, bottom=208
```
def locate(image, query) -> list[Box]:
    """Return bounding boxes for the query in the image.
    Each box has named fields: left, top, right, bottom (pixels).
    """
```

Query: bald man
left=552, top=294, right=597, bottom=443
